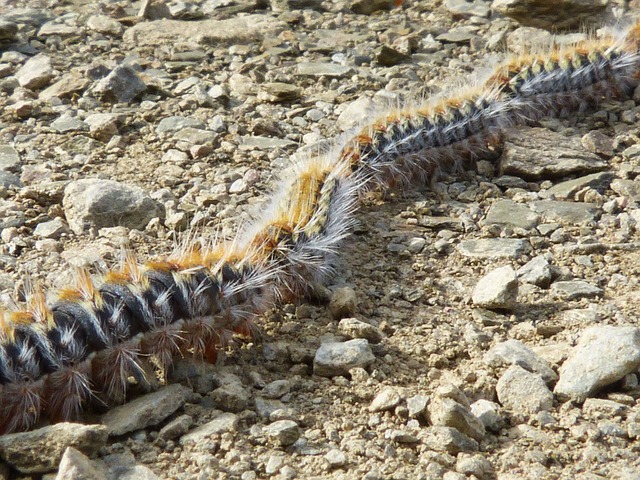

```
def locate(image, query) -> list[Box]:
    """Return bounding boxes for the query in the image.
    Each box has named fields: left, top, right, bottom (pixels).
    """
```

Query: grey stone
left=0, top=145, right=20, bottom=172
left=15, top=54, right=54, bottom=90
left=169, top=2, right=204, bottom=19
left=582, top=398, right=627, bottom=418
left=63, top=179, right=164, bottom=234
left=94, top=66, right=146, bottom=103
left=337, top=97, right=379, bottom=130
left=551, top=281, right=603, bottom=300
left=3, top=8, right=54, bottom=26
left=445, top=0, right=491, bottom=17
left=325, top=449, right=348, bottom=468
left=262, top=380, right=291, bottom=399
left=84, top=113, right=121, bottom=141
left=51, top=115, right=89, bottom=133
left=239, top=136, right=296, bottom=149
left=296, top=63, right=355, bottom=77
left=611, top=179, right=640, bottom=202
left=102, top=384, right=193, bottom=436
left=422, top=426, right=478, bottom=454
left=228, top=179, right=248, bottom=194
left=34, top=217, right=70, bottom=239
left=376, top=45, right=411, bottom=67
left=123, top=15, right=288, bottom=47
left=457, top=238, right=530, bottom=259
left=496, top=365, right=553, bottom=414
left=156, top=116, right=205, bottom=135
left=258, top=82, right=301, bottom=102
left=210, top=382, right=251, bottom=412
left=484, top=339, right=557, bottom=383
left=0, top=423, right=107, bottom=474
left=500, top=128, right=607, bottom=180
left=116, top=465, right=159, bottom=480
left=338, top=317, right=383, bottom=343
left=429, top=397, right=486, bottom=441
left=255, top=397, right=287, bottom=418
left=180, top=413, right=239, bottom=444
left=407, top=394, right=430, bottom=419
left=173, top=128, right=217, bottom=145
left=456, top=454, right=492, bottom=478
left=470, top=400, right=503, bottom=432
left=350, top=0, right=397, bottom=14
left=369, top=387, right=402, bottom=412
left=0, top=171, right=22, bottom=189
left=38, top=21, right=77, bottom=37
left=472, top=266, right=518, bottom=310
left=86, top=14, right=123, bottom=36
left=329, top=287, right=357, bottom=320
left=436, top=29, right=477, bottom=45
left=517, top=255, right=552, bottom=288
left=385, top=429, right=419, bottom=443
left=158, top=415, right=193, bottom=441
left=492, top=0, right=608, bottom=30
left=549, top=172, right=614, bottom=200
left=55, top=447, right=107, bottom=480
left=554, top=326, right=640, bottom=403
left=484, top=199, right=539, bottom=230
left=530, top=200, right=599, bottom=225
left=314, top=339, right=375, bottom=377
left=264, top=420, right=300, bottom=447
left=0, top=20, right=18, bottom=40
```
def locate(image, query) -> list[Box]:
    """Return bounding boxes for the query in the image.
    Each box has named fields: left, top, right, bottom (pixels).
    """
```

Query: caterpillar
left=0, top=19, right=639, bottom=435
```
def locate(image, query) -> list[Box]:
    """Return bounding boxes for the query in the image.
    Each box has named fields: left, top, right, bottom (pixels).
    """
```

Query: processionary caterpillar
left=0, top=19, right=639, bottom=434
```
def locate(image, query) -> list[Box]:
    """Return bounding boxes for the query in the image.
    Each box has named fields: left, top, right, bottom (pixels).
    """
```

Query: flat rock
left=156, top=116, right=206, bottom=135
left=492, top=0, right=608, bottom=30
left=102, top=384, right=193, bottom=436
left=445, top=0, right=491, bottom=17
left=34, top=217, right=70, bottom=239
left=123, top=15, right=288, bottom=47
left=550, top=280, right=603, bottom=300
left=484, top=339, right=557, bottom=383
left=530, top=200, right=599, bottom=225
left=40, top=74, right=91, bottom=101
left=496, top=365, right=553, bottom=414
left=484, top=199, right=539, bottom=230
left=499, top=128, right=607, bottom=181
left=86, top=14, right=123, bottom=36
left=296, top=62, right=355, bottom=77
left=15, top=54, right=54, bottom=90
left=314, top=338, right=375, bottom=377
left=51, top=115, right=89, bottom=133
left=471, top=266, right=518, bottom=310
left=457, top=238, right=530, bottom=259
left=547, top=171, right=614, bottom=200
left=55, top=447, right=108, bottom=480
left=63, top=178, right=164, bottom=234
left=554, top=326, right=640, bottom=403
left=422, top=426, right=478, bottom=454
left=0, top=423, right=107, bottom=474
left=180, top=413, right=239, bottom=444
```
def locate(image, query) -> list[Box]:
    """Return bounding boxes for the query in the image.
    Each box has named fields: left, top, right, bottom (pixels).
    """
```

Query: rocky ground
left=1, top=0, right=640, bottom=479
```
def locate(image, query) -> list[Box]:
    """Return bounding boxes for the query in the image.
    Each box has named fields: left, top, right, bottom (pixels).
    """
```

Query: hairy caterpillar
left=0, top=19, right=639, bottom=434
